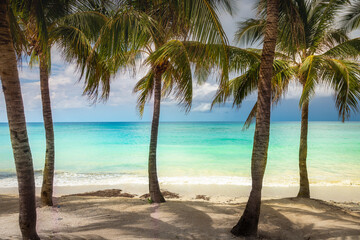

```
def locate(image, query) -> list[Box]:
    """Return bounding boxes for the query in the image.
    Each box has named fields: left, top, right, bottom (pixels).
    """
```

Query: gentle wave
left=0, top=171, right=359, bottom=188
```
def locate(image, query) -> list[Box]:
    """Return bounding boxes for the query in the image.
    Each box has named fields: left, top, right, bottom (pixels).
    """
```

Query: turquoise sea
left=0, top=122, right=359, bottom=188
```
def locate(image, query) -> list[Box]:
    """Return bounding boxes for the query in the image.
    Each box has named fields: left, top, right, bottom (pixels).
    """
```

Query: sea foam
left=0, top=171, right=358, bottom=188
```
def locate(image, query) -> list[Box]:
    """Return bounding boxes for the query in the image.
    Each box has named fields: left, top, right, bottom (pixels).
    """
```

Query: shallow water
left=0, top=122, right=359, bottom=187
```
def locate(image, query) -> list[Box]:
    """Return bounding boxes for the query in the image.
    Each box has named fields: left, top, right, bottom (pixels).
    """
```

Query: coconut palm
left=221, top=0, right=280, bottom=236
left=15, top=0, right=72, bottom=207
left=216, top=0, right=360, bottom=204
left=0, top=1, right=39, bottom=239
left=77, top=0, right=233, bottom=203
left=13, top=0, right=112, bottom=206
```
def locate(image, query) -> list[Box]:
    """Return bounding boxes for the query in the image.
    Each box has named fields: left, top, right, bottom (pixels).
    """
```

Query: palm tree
left=225, top=0, right=279, bottom=236
left=19, top=0, right=70, bottom=207
left=0, top=1, right=40, bottom=239
left=217, top=0, right=360, bottom=202
left=14, top=0, right=112, bottom=206
left=77, top=0, right=233, bottom=203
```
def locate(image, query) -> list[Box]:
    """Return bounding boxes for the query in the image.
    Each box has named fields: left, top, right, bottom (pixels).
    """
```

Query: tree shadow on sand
left=2, top=195, right=360, bottom=239
left=258, top=198, right=360, bottom=239
left=0, top=195, right=19, bottom=215
left=49, top=198, right=229, bottom=240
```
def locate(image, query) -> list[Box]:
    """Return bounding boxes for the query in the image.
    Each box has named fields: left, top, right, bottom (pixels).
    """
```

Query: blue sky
left=0, top=0, right=359, bottom=122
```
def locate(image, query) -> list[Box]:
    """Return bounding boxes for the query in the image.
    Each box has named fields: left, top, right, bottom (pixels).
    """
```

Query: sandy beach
left=1, top=186, right=360, bottom=240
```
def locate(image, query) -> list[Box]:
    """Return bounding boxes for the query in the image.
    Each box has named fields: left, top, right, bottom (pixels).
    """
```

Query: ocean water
left=0, top=122, right=359, bottom=188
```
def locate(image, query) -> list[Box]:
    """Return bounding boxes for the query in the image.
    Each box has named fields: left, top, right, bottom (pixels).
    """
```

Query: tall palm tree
left=217, top=0, right=360, bottom=201
left=18, top=0, right=71, bottom=207
left=227, top=0, right=279, bottom=236
left=77, top=0, right=233, bottom=203
left=14, top=0, right=112, bottom=206
left=133, top=2, right=231, bottom=203
left=0, top=1, right=40, bottom=239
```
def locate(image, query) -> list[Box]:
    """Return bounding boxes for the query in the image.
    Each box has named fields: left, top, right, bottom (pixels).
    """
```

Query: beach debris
left=195, top=195, right=210, bottom=201
left=65, top=189, right=136, bottom=198
left=140, top=191, right=180, bottom=199
left=162, top=191, right=180, bottom=199
left=140, top=193, right=150, bottom=199
left=119, top=193, right=136, bottom=198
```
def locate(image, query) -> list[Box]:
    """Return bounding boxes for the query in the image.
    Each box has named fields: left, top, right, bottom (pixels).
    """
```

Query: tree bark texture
left=148, top=66, right=165, bottom=203
left=40, top=56, right=55, bottom=206
left=231, top=0, right=279, bottom=237
left=297, top=99, right=310, bottom=198
left=0, top=1, right=40, bottom=239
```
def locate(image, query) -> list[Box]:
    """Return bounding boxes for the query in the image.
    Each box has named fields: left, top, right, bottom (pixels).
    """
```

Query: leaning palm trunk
left=297, top=99, right=310, bottom=198
left=231, top=0, right=279, bottom=236
left=0, top=1, right=39, bottom=239
left=148, top=66, right=165, bottom=203
left=39, top=56, right=55, bottom=206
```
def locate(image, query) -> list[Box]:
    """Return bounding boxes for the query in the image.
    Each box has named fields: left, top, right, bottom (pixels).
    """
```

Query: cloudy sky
left=0, top=0, right=359, bottom=122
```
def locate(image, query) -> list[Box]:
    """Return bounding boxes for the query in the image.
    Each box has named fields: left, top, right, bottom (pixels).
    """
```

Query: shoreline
left=1, top=184, right=360, bottom=202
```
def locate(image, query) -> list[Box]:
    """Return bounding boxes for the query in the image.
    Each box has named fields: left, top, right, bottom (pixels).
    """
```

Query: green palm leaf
left=147, top=39, right=193, bottom=111
left=133, top=70, right=155, bottom=116
left=342, top=0, right=360, bottom=31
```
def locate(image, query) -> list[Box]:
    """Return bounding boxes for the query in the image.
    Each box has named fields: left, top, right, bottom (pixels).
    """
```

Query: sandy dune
left=0, top=193, right=360, bottom=239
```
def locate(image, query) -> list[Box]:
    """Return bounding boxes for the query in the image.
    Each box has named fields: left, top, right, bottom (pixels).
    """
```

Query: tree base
left=297, top=187, right=310, bottom=198
left=150, top=194, right=166, bottom=204
left=41, top=191, right=53, bottom=206
left=230, top=215, right=258, bottom=237
left=20, top=229, right=40, bottom=240
left=296, top=191, right=310, bottom=198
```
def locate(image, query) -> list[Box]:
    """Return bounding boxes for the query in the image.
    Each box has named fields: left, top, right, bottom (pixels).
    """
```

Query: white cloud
left=193, top=103, right=211, bottom=112
left=18, top=67, right=39, bottom=81
left=193, top=82, right=218, bottom=101
left=284, top=82, right=334, bottom=100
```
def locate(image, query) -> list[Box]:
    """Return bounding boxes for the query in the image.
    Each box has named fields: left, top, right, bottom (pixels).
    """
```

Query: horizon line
left=0, top=120, right=359, bottom=124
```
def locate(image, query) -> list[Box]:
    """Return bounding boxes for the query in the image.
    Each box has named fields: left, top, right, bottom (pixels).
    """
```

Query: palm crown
left=215, top=0, right=360, bottom=123
left=75, top=0, right=234, bottom=114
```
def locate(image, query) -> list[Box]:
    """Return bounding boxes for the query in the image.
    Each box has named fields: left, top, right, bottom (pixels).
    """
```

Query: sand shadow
left=2, top=195, right=360, bottom=239
left=0, top=195, right=19, bottom=216
left=52, top=197, right=223, bottom=240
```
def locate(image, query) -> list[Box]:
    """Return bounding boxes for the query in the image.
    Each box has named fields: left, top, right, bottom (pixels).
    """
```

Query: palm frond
left=147, top=39, right=193, bottom=112
left=8, top=5, right=27, bottom=60
left=98, top=6, right=156, bottom=59
left=242, top=102, right=257, bottom=131
left=342, top=0, right=360, bottom=31
left=299, top=55, right=321, bottom=105
left=182, top=0, right=231, bottom=87
left=322, top=37, right=360, bottom=59
left=228, top=47, right=261, bottom=73
left=133, top=70, right=155, bottom=117
left=12, top=0, right=49, bottom=55
left=54, top=11, right=109, bottom=43
left=51, top=24, right=111, bottom=101
left=272, top=60, right=295, bottom=103
left=234, top=19, right=265, bottom=46
left=309, top=0, right=349, bottom=53
left=320, top=58, right=360, bottom=121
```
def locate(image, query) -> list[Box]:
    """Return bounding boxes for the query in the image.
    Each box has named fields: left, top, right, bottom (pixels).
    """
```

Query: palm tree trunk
left=148, top=67, right=165, bottom=203
left=40, top=56, right=55, bottom=206
left=297, top=99, right=310, bottom=198
left=231, top=0, right=279, bottom=237
left=0, top=1, right=40, bottom=239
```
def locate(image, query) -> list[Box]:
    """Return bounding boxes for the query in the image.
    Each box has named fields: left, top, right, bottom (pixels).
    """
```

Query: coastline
left=1, top=184, right=360, bottom=202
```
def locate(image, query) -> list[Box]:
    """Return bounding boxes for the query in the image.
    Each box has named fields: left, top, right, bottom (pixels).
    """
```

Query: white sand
left=0, top=190, right=360, bottom=239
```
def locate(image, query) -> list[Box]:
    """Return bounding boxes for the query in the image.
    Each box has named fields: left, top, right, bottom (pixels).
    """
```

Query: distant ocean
left=0, top=122, right=359, bottom=188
